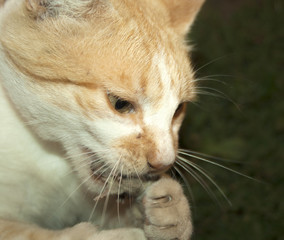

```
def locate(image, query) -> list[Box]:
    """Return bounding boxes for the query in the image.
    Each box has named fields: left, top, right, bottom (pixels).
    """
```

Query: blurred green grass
left=179, top=0, right=283, bottom=239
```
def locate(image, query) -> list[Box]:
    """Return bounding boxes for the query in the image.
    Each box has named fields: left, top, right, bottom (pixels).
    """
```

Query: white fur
left=142, top=53, right=179, bottom=166
left=0, top=76, right=91, bottom=229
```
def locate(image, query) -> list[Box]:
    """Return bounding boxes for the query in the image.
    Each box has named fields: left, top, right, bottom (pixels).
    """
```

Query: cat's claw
left=143, top=178, right=192, bottom=240
left=150, top=195, right=173, bottom=205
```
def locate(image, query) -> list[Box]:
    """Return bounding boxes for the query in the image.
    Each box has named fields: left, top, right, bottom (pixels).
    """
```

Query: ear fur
left=162, top=0, right=205, bottom=35
left=0, top=0, right=6, bottom=7
left=25, top=0, right=58, bottom=19
left=25, top=0, right=111, bottom=19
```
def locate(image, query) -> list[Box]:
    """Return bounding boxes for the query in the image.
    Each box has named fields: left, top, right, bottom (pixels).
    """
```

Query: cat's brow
left=4, top=48, right=99, bottom=88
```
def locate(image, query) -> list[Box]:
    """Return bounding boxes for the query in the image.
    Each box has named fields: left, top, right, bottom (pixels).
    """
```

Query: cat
left=0, top=0, right=205, bottom=239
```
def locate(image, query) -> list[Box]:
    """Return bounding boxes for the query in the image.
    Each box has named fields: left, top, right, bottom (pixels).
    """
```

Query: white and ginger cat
left=0, top=0, right=205, bottom=239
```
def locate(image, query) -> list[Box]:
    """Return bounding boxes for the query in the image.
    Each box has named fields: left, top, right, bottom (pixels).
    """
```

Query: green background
left=179, top=0, right=283, bottom=239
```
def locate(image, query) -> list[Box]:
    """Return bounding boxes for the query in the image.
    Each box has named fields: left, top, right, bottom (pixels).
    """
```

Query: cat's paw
left=61, top=223, right=146, bottom=240
left=59, top=222, right=98, bottom=239
left=143, top=178, right=192, bottom=240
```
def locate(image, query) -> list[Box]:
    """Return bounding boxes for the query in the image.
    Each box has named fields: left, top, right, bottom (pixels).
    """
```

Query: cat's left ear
left=163, top=0, right=205, bottom=36
left=25, top=0, right=59, bottom=19
left=25, top=0, right=112, bottom=19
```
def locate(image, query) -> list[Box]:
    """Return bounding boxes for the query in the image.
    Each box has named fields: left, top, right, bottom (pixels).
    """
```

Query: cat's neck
left=0, top=80, right=90, bottom=228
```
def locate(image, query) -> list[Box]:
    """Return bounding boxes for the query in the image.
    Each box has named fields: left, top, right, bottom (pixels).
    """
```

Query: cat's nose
left=145, top=144, right=175, bottom=172
left=147, top=159, right=172, bottom=172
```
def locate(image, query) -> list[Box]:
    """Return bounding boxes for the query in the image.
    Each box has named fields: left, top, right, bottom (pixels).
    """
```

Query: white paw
left=143, top=178, right=192, bottom=240
left=62, top=223, right=146, bottom=240
left=60, top=222, right=98, bottom=239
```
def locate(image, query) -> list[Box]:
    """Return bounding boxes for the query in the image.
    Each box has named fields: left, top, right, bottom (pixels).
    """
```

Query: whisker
left=63, top=146, right=109, bottom=158
left=195, top=86, right=239, bottom=109
left=62, top=150, right=111, bottom=177
left=175, top=160, right=221, bottom=205
left=192, top=77, right=227, bottom=86
left=196, top=74, right=234, bottom=79
left=191, top=90, right=241, bottom=111
left=64, top=148, right=110, bottom=163
left=192, top=90, right=227, bottom=99
left=194, top=56, right=227, bottom=74
left=178, top=150, right=260, bottom=182
left=192, top=89, right=239, bottom=109
left=127, top=169, right=133, bottom=207
left=131, top=163, right=143, bottom=187
left=178, top=156, right=232, bottom=206
left=192, top=74, right=235, bottom=85
left=101, top=158, right=121, bottom=225
left=173, top=165, right=195, bottom=207
left=63, top=157, right=106, bottom=177
left=170, top=168, right=177, bottom=180
left=117, top=164, right=124, bottom=224
left=58, top=173, right=94, bottom=210
left=195, top=86, right=228, bottom=96
left=179, top=149, right=242, bottom=164
left=59, top=162, right=110, bottom=210
left=88, top=164, right=114, bottom=222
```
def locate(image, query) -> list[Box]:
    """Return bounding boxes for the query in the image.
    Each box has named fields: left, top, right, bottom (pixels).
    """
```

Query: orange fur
left=1, top=0, right=196, bottom=101
left=0, top=0, right=205, bottom=239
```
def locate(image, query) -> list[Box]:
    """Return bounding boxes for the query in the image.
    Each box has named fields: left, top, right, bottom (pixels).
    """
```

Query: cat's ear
left=163, top=0, right=205, bottom=36
left=25, top=0, right=111, bottom=19
left=25, top=0, right=62, bottom=19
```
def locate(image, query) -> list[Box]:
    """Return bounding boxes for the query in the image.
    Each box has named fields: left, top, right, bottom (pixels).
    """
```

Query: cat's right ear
left=162, top=0, right=205, bottom=36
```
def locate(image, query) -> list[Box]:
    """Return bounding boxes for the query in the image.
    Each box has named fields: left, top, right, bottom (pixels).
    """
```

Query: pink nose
left=147, top=159, right=172, bottom=172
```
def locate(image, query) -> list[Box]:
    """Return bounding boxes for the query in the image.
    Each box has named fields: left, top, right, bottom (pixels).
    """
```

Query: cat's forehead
left=83, top=21, right=195, bottom=102
left=54, top=16, right=196, bottom=103
left=1, top=0, right=196, bottom=103
left=94, top=44, right=195, bottom=105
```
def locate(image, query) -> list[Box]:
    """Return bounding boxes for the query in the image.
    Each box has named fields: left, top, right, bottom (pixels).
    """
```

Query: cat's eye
left=107, top=93, right=135, bottom=114
left=173, top=103, right=185, bottom=118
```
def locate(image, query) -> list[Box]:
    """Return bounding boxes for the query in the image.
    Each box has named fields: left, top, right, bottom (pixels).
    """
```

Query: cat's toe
left=143, top=178, right=192, bottom=240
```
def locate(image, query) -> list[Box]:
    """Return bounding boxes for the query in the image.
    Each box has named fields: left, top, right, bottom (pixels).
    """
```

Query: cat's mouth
left=90, top=163, right=160, bottom=184
left=80, top=146, right=160, bottom=184
left=90, top=164, right=125, bottom=183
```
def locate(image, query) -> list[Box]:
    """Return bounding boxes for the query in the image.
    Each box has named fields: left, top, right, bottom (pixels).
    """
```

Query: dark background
left=179, top=0, right=283, bottom=239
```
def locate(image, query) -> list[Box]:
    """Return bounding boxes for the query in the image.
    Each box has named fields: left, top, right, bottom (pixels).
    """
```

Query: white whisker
left=59, top=161, right=110, bottom=211
left=192, top=74, right=234, bottom=83
left=194, top=56, right=227, bottom=74
left=63, top=157, right=106, bottom=177
left=178, top=150, right=259, bottom=182
left=127, top=169, right=133, bottom=207
left=58, top=172, right=94, bottom=210
left=117, top=164, right=124, bottom=224
left=88, top=164, right=113, bottom=222
left=179, top=149, right=242, bottom=164
left=173, top=165, right=195, bottom=206
left=178, top=156, right=232, bottom=206
left=101, top=158, right=121, bottom=225
left=175, top=160, right=219, bottom=205
left=131, top=163, right=143, bottom=187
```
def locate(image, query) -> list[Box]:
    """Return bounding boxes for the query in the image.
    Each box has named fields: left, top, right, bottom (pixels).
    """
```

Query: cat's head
left=0, top=0, right=204, bottom=194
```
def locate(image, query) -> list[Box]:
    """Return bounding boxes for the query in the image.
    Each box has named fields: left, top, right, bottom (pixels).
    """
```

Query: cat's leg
left=0, top=220, right=146, bottom=240
left=143, top=178, right=192, bottom=240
